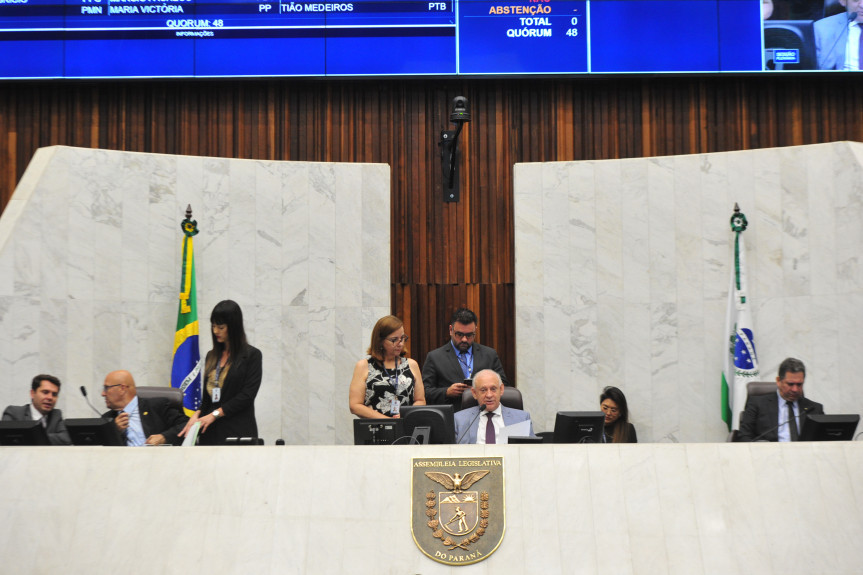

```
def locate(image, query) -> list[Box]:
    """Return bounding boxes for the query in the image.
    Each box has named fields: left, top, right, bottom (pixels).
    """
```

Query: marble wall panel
left=515, top=142, right=863, bottom=441
left=0, top=146, right=389, bottom=445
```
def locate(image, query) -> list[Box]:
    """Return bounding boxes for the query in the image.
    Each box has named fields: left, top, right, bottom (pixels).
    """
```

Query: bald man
left=101, top=370, right=188, bottom=446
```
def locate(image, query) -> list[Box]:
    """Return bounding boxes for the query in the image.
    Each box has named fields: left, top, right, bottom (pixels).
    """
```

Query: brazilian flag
left=171, top=207, right=202, bottom=416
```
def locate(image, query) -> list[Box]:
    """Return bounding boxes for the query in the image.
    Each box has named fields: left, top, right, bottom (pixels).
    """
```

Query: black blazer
left=103, top=396, right=189, bottom=445
left=421, top=341, right=508, bottom=411
left=199, top=345, right=263, bottom=445
left=738, top=392, right=824, bottom=442
left=2, top=404, right=72, bottom=445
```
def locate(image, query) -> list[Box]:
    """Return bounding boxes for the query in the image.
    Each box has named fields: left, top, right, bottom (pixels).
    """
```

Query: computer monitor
left=799, top=414, right=860, bottom=441
left=400, top=405, right=456, bottom=445
left=65, top=418, right=125, bottom=446
left=553, top=411, right=606, bottom=444
left=353, top=418, right=405, bottom=446
left=0, top=420, right=51, bottom=446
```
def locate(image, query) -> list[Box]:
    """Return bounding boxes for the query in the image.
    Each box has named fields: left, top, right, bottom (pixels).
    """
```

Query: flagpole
left=171, top=205, right=202, bottom=416
left=722, top=204, right=760, bottom=431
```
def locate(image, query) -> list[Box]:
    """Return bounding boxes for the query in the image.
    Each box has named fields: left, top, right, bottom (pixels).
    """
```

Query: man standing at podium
left=422, top=308, right=509, bottom=412
left=738, top=357, right=824, bottom=442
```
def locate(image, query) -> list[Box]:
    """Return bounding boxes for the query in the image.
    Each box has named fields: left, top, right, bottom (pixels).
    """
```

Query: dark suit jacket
left=103, top=396, right=189, bottom=446
left=422, top=342, right=508, bottom=411
left=738, top=392, right=824, bottom=442
left=2, top=404, right=72, bottom=446
left=199, top=345, right=263, bottom=445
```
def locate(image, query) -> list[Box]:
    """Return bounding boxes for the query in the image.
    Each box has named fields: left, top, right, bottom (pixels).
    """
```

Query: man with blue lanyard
left=421, top=308, right=509, bottom=412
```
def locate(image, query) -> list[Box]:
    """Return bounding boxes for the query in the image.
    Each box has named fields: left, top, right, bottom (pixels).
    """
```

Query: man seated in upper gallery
left=422, top=307, right=509, bottom=412
left=454, top=370, right=534, bottom=444
left=2, top=374, right=72, bottom=445
left=101, top=370, right=188, bottom=446
left=815, top=0, right=863, bottom=70
left=738, top=357, right=825, bottom=442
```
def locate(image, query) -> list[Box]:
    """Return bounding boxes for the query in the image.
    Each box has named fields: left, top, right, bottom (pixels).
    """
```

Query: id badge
left=390, top=397, right=400, bottom=415
left=212, top=387, right=221, bottom=402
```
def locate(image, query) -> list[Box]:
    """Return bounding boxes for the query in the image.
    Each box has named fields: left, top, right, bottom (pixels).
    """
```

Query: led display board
left=0, top=0, right=856, bottom=78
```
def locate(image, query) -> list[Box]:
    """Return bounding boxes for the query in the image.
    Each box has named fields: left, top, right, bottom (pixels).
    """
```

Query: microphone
left=821, top=11, right=858, bottom=70
left=456, top=404, right=486, bottom=444
left=80, top=385, right=104, bottom=417
left=750, top=406, right=812, bottom=442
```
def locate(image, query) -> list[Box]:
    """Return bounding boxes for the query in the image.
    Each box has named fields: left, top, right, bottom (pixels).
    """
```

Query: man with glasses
left=101, top=370, right=188, bottom=446
left=422, top=308, right=509, bottom=412
left=738, top=357, right=824, bottom=442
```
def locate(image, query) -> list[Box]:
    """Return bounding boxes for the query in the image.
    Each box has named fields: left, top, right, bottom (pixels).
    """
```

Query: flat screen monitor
left=400, top=405, right=456, bottom=445
left=65, top=418, right=125, bottom=446
left=353, top=418, right=405, bottom=445
left=553, top=411, right=605, bottom=444
left=0, top=420, right=51, bottom=446
left=799, top=414, right=860, bottom=441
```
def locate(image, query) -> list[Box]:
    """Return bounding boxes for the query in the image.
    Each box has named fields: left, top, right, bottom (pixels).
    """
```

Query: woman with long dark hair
left=349, top=315, right=425, bottom=419
left=600, top=386, right=637, bottom=443
left=179, top=300, right=262, bottom=444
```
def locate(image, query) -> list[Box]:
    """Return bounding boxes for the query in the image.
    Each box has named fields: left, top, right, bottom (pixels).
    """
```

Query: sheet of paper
left=181, top=421, right=201, bottom=447
left=504, top=420, right=532, bottom=442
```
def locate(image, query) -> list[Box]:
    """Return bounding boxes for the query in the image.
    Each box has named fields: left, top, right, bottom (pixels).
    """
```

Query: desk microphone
left=750, top=406, right=812, bottom=442
left=821, top=11, right=858, bottom=69
left=456, top=404, right=486, bottom=444
left=80, top=385, right=104, bottom=417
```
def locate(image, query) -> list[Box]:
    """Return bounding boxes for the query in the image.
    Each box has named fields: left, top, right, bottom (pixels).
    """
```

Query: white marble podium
left=0, top=443, right=861, bottom=574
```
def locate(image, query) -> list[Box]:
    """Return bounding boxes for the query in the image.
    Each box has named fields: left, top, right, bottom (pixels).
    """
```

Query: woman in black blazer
left=179, top=300, right=262, bottom=445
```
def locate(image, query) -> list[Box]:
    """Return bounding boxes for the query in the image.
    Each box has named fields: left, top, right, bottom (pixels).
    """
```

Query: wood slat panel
left=2, top=76, right=863, bottom=388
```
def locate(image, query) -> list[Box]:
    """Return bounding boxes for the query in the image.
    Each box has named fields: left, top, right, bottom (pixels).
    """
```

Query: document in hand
left=181, top=421, right=201, bottom=447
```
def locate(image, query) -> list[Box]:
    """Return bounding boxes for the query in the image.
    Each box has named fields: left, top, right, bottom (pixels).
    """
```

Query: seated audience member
left=454, top=369, right=534, bottom=444
left=101, top=370, right=188, bottom=446
left=600, top=386, right=637, bottom=443
left=2, top=374, right=72, bottom=445
left=349, top=315, right=425, bottom=419
left=738, top=357, right=824, bottom=442
left=815, top=1, right=863, bottom=70
left=422, top=307, right=509, bottom=412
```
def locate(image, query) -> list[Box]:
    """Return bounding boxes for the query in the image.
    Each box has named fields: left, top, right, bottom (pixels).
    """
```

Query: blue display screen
left=0, top=0, right=787, bottom=78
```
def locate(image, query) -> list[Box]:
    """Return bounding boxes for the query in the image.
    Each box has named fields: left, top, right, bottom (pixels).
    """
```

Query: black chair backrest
left=137, top=386, right=184, bottom=411
left=461, top=387, right=523, bottom=411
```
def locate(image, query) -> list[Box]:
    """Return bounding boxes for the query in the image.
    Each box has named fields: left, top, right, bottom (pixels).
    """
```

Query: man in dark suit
left=454, top=370, right=534, bottom=444
left=2, top=374, right=72, bottom=445
left=738, top=357, right=824, bottom=442
left=101, top=370, right=188, bottom=446
left=421, top=308, right=509, bottom=412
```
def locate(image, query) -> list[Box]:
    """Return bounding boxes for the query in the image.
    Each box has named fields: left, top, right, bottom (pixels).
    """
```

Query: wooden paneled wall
left=2, top=76, right=862, bottom=384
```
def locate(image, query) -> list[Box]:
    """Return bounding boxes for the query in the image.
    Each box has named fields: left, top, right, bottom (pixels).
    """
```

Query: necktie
left=458, top=352, right=471, bottom=379
left=787, top=401, right=798, bottom=441
left=485, top=412, right=496, bottom=444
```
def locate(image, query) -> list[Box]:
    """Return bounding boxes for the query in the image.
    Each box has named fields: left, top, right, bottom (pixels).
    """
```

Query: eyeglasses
left=453, top=331, right=476, bottom=339
left=601, top=405, right=619, bottom=414
left=102, top=384, right=122, bottom=392
left=386, top=335, right=409, bottom=344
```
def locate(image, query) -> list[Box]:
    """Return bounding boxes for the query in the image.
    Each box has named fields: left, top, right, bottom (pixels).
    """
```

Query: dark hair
left=600, top=386, right=632, bottom=443
left=778, top=357, right=805, bottom=380
left=367, top=315, right=404, bottom=362
left=450, top=307, right=478, bottom=327
left=210, top=300, right=249, bottom=357
left=31, top=374, right=61, bottom=392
